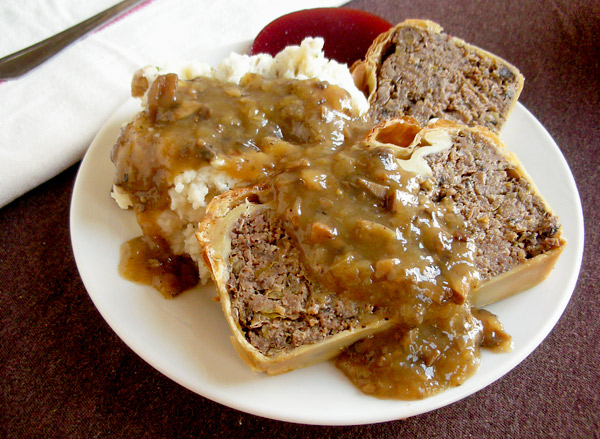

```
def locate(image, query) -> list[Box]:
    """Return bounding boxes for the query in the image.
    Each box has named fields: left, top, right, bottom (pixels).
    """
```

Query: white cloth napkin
left=0, top=0, right=344, bottom=207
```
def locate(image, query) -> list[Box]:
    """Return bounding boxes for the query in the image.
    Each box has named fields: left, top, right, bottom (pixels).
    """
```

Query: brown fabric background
left=1, top=0, right=598, bottom=437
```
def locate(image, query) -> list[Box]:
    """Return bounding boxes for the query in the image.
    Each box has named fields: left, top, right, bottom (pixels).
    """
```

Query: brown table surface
left=2, top=0, right=598, bottom=437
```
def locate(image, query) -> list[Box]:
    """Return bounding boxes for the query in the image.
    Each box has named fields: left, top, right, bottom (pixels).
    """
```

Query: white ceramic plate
left=70, top=46, right=584, bottom=426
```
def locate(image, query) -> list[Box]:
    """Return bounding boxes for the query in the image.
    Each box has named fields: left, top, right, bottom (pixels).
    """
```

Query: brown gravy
left=336, top=303, right=482, bottom=399
left=119, top=236, right=198, bottom=299
left=112, top=72, right=511, bottom=400
left=268, top=145, right=478, bottom=316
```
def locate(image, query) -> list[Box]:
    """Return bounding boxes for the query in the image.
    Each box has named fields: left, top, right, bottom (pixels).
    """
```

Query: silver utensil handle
left=0, top=0, right=147, bottom=80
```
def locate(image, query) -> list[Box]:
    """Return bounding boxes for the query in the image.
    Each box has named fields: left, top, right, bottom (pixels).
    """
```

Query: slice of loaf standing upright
left=351, top=19, right=524, bottom=131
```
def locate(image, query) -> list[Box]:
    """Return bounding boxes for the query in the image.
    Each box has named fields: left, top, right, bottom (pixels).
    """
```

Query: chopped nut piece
left=357, top=178, right=389, bottom=200
left=309, top=222, right=338, bottom=243
left=355, top=219, right=397, bottom=242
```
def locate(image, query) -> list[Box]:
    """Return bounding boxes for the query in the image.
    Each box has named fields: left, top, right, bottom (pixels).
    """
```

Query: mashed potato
left=142, top=37, right=368, bottom=115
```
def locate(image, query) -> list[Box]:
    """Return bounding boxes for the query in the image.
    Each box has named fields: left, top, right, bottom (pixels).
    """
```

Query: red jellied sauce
left=250, top=8, right=392, bottom=66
